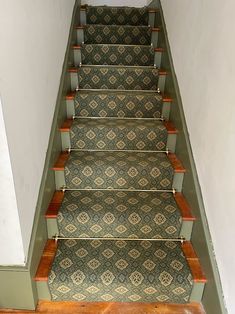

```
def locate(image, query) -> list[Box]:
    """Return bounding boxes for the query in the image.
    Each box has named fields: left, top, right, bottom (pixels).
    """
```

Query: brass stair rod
left=53, top=235, right=185, bottom=243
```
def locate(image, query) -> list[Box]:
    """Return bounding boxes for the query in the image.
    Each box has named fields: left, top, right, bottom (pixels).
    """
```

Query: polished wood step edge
left=34, top=240, right=58, bottom=281
left=66, top=91, right=173, bottom=103
left=46, top=191, right=65, bottom=218
left=182, top=242, right=207, bottom=283
left=60, top=119, right=177, bottom=134
left=174, top=193, right=195, bottom=221
left=168, top=153, right=186, bottom=173
left=52, top=152, right=70, bottom=171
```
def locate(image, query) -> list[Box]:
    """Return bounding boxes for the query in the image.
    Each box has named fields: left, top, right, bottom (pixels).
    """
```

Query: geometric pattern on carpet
left=48, top=5, right=195, bottom=304
left=49, top=239, right=193, bottom=302
left=57, top=190, right=182, bottom=238
left=84, top=25, right=151, bottom=45
left=81, top=44, right=155, bottom=66
left=69, top=119, right=168, bottom=151
left=74, top=91, right=163, bottom=118
left=86, top=6, right=149, bottom=26
left=78, top=66, right=159, bottom=90
left=64, top=151, right=174, bottom=190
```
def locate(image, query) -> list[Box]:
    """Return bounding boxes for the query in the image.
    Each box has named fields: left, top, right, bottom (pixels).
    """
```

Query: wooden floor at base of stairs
left=0, top=300, right=205, bottom=314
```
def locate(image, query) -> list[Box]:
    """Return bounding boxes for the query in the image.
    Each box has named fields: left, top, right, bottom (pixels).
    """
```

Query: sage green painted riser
left=77, top=28, right=159, bottom=48
left=46, top=216, right=193, bottom=240
left=35, top=276, right=204, bottom=303
left=54, top=169, right=184, bottom=192
left=73, top=48, right=162, bottom=68
left=80, top=10, right=157, bottom=28
left=69, top=70, right=166, bottom=93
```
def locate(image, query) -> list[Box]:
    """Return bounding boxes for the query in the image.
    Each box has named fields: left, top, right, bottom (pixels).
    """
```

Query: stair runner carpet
left=48, top=5, right=194, bottom=303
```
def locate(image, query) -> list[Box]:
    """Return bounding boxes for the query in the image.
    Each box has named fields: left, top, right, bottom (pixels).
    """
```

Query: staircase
left=35, top=4, right=206, bottom=305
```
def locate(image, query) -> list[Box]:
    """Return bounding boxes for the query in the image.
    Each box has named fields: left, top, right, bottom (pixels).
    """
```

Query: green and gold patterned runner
left=49, top=240, right=193, bottom=302
left=70, top=119, right=167, bottom=151
left=81, top=44, right=155, bottom=66
left=57, top=190, right=182, bottom=239
left=64, top=151, right=174, bottom=190
left=84, top=25, right=151, bottom=45
left=75, top=91, right=163, bottom=118
left=48, top=5, right=195, bottom=304
left=86, top=6, right=149, bottom=26
left=78, top=66, right=158, bottom=90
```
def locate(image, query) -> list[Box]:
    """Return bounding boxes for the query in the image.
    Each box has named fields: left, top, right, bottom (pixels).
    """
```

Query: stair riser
left=73, top=47, right=162, bottom=68
left=80, top=9, right=156, bottom=27
left=54, top=169, right=184, bottom=192
left=77, top=28, right=159, bottom=47
left=46, top=217, right=192, bottom=240
left=69, top=70, right=165, bottom=92
left=36, top=275, right=204, bottom=303
left=60, top=129, right=176, bottom=152
left=66, top=96, right=171, bottom=121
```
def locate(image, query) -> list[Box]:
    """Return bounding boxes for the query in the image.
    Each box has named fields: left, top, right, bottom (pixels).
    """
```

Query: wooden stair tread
left=182, top=242, right=207, bottom=283
left=52, top=152, right=69, bottom=170
left=154, top=47, right=164, bottom=52
left=168, top=153, right=186, bottom=173
left=163, top=121, right=178, bottom=134
left=46, top=191, right=65, bottom=218
left=174, top=193, right=195, bottom=221
left=60, top=119, right=73, bottom=132
left=34, top=240, right=57, bottom=281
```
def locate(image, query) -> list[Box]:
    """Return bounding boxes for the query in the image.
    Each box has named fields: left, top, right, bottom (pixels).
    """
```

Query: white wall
left=0, top=98, right=25, bottom=265
left=0, top=0, right=75, bottom=264
left=82, top=0, right=148, bottom=7
left=161, top=1, right=235, bottom=313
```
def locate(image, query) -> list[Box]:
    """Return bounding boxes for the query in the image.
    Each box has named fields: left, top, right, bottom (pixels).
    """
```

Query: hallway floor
left=1, top=301, right=205, bottom=314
